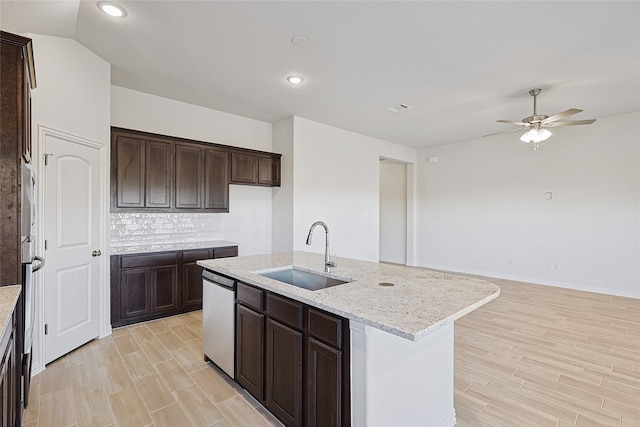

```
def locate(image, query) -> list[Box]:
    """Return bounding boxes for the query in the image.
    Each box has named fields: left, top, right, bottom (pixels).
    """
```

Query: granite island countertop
left=111, top=240, right=238, bottom=255
left=198, top=251, right=500, bottom=341
left=0, top=285, right=21, bottom=339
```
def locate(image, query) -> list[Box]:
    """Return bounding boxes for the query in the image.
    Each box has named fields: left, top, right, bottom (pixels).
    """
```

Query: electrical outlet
left=547, top=263, right=561, bottom=271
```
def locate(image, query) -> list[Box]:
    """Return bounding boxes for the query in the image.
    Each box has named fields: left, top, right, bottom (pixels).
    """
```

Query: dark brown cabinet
left=230, top=152, right=257, bottom=184
left=111, top=246, right=237, bottom=327
left=174, top=143, right=203, bottom=209
left=265, top=294, right=304, bottom=426
left=236, top=302, right=265, bottom=401
left=204, top=148, right=229, bottom=209
left=1, top=300, right=17, bottom=427
left=258, top=155, right=281, bottom=186
left=1, top=31, right=35, bottom=427
left=233, top=283, right=349, bottom=427
left=146, top=139, right=173, bottom=209
left=306, top=308, right=349, bottom=427
left=111, top=127, right=280, bottom=213
left=111, top=132, right=173, bottom=210
left=230, top=151, right=281, bottom=187
left=1, top=31, right=36, bottom=287
left=174, top=144, right=230, bottom=211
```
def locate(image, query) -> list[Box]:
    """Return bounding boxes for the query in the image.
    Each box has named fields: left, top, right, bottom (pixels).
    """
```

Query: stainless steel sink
left=256, top=267, right=351, bottom=291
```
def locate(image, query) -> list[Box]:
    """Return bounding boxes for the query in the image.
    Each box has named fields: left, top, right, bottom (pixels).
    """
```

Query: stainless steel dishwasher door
left=202, top=270, right=236, bottom=379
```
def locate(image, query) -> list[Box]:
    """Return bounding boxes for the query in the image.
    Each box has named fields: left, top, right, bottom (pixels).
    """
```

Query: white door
left=44, top=133, right=102, bottom=364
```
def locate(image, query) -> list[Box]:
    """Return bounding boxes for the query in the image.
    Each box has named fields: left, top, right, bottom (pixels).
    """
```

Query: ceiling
left=1, top=1, right=639, bottom=148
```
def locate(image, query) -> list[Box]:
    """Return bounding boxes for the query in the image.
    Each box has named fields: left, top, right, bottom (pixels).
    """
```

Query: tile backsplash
left=111, top=213, right=225, bottom=248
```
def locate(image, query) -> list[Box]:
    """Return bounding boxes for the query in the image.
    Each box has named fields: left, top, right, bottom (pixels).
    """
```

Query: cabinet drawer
left=214, top=246, right=238, bottom=259
left=182, top=249, right=212, bottom=264
left=237, top=282, right=264, bottom=312
left=120, top=252, right=178, bottom=268
left=308, top=308, right=343, bottom=349
left=266, top=293, right=303, bottom=329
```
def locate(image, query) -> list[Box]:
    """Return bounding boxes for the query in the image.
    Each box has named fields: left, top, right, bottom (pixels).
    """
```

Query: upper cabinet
left=230, top=151, right=281, bottom=187
left=111, top=127, right=280, bottom=213
left=111, top=130, right=174, bottom=211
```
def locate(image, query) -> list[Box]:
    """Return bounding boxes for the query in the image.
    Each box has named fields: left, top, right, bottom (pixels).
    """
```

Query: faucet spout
left=305, top=221, right=335, bottom=272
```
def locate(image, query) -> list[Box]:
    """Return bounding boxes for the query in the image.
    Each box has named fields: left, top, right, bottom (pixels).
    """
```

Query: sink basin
left=256, top=267, right=351, bottom=291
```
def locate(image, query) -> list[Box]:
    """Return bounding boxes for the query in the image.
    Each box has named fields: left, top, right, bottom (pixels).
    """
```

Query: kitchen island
left=198, top=252, right=500, bottom=427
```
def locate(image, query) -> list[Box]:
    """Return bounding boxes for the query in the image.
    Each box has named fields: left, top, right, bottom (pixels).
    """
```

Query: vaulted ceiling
left=2, top=1, right=638, bottom=148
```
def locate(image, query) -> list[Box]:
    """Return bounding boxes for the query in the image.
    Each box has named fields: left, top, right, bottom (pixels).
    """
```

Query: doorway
left=379, top=159, right=409, bottom=265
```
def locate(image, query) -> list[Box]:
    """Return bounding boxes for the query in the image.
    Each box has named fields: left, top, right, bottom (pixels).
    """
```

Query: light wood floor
left=23, top=278, right=639, bottom=427
left=455, top=278, right=639, bottom=427
left=22, top=311, right=283, bottom=427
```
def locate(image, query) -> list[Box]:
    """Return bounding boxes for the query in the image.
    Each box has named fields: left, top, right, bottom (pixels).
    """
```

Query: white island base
left=350, top=320, right=455, bottom=427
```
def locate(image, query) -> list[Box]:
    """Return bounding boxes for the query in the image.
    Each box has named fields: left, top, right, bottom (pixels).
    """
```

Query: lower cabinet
left=1, top=298, right=17, bottom=427
left=111, top=246, right=237, bottom=327
left=266, top=318, right=303, bottom=427
left=235, top=282, right=350, bottom=427
left=236, top=304, right=264, bottom=400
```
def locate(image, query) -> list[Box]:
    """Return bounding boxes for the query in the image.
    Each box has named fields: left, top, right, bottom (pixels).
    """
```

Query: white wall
left=272, top=117, right=294, bottom=253
left=379, top=160, right=407, bottom=264
left=110, top=86, right=274, bottom=256
left=416, top=112, right=640, bottom=298
left=29, top=33, right=111, bottom=372
left=288, top=117, right=417, bottom=262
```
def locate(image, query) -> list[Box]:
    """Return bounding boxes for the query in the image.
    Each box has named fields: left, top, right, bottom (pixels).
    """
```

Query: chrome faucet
left=305, top=221, right=336, bottom=273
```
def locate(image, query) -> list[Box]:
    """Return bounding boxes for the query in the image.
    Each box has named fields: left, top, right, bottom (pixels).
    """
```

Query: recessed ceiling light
left=97, top=1, right=127, bottom=18
left=287, top=76, right=304, bottom=85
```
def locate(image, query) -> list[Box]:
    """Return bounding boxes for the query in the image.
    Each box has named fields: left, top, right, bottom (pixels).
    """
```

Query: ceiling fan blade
left=497, top=119, right=528, bottom=126
left=542, top=108, right=583, bottom=124
left=545, top=119, right=596, bottom=127
left=483, top=126, right=528, bottom=137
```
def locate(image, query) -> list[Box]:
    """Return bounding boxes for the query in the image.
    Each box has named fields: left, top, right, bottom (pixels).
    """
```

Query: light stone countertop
left=0, top=286, right=21, bottom=340
left=111, top=240, right=238, bottom=255
left=198, top=251, right=500, bottom=341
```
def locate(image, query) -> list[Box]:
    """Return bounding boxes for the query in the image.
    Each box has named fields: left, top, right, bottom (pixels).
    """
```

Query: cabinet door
left=258, top=155, right=281, bottom=187
left=120, top=268, right=151, bottom=319
left=1, top=329, right=15, bottom=427
left=175, top=143, right=203, bottom=209
left=114, top=136, right=145, bottom=208
left=182, top=249, right=211, bottom=308
left=230, top=152, right=257, bottom=184
left=266, top=319, right=303, bottom=427
left=151, top=265, right=178, bottom=312
left=145, top=139, right=172, bottom=209
left=204, top=148, right=229, bottom=211
left=236, top=304, right=264, bottom=401
left=307, top=337, right=343, bottom=427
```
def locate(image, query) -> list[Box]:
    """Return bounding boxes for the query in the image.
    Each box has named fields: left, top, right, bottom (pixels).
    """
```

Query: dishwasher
left=202, top=269, right=236, bottom=378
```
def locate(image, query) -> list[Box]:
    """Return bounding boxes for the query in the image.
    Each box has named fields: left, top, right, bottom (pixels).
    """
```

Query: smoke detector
left=386, top=104, right=411, bottom=113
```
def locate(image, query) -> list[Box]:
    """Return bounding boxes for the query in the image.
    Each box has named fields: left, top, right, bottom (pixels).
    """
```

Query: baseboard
left=416, top=263, right=640, bottom=300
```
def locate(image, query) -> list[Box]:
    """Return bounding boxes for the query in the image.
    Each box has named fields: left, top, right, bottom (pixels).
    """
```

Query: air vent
left=386, top=104, right=411, bottom=113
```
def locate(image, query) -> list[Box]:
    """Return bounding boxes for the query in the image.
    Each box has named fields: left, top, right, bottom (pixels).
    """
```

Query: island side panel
left=350, top=320, right=456, bottom=427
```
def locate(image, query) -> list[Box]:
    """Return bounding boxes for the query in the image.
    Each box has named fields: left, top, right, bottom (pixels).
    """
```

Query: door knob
left=92, top=250, right=102, bottom=257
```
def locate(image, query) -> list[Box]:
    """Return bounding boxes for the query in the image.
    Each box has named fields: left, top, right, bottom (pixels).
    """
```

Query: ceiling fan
left=485, top=89, right=596, bottom=150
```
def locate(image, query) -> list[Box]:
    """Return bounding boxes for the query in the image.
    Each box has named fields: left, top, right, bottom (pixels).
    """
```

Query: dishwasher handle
left=202, top=269, right=235, bottom=290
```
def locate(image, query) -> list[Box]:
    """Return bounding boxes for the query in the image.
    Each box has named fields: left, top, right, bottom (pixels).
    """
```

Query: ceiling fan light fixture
left=520, top=128, right=552, bottom=144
